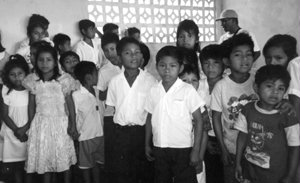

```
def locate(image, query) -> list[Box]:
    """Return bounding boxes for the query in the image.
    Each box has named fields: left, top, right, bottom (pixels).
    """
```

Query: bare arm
left=280, top=146, right=299, bottom=183
left=2, top=102, right=18, bottom=132
left=289, top=94, right=300, bottom=120
left=191, top=108, right=204, bottom=166
left=25, top=93, right=36, bottom=130
left=145, top=113, right=154, bottom=161
left=65, top=93, right=79, bottom=139
left=235, top=131, right=248, bottom=182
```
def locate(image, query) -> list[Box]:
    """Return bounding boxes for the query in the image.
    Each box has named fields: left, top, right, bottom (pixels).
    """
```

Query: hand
left=279, top=176, right=292, bottom=183
left=221, top=148, right=234, bottom=166
left=235, top=164, right=244, bottom=182
left=195, top=160, right=203, bottom=174
left=67, top=125, right=80, bottom=140
left=145, top=146, right=155, bottom=161
left=14, top=125, right=28, bottom=140
left=190, top=148, right=201, bottom=167
left=275, top=99, right=296, bottom=116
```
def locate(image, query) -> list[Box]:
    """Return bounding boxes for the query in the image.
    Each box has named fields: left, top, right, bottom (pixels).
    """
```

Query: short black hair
left=30, top=40, right=51, bottom=50
left=78, top=19, right=95, bottom=35
left=53, top=33, right=71, bottom=51
left=156, top=46, right=183, bottom=66
left=200, top=44, right=224, bottom=64
left=26, top=22, right=45, bottom=38
left=74, top=61, right=97, bottom=85
left=59, top=51, right=80, bottom=67
left=221, top=32, right=254, bottom=58
left=103, top=23, right=119, bottom=34
left=263, top=34, right=298, bottom=62
left=127, top=27, right=140, bottom=37
left=101, top=32, right=120, bottom=49
left=140, top=42, right=150, bottom=68
left=179, top=63, right=200, bottom=80
left=255, top=65, right=291, bottom=89
left=28, top=14, right=50, bottom=28
left=116, top=37, right=140, bottom=56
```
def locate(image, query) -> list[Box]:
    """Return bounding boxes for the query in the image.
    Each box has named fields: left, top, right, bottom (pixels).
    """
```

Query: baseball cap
left=216, top=9, right=238, bottom=21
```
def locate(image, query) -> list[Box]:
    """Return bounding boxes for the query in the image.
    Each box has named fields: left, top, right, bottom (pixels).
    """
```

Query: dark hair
left=30, top=40, right=51, bottom=50
left=263, top=34, right=298, bottom=62
left=79, top=19, right=95, bottom=35
left=140, top=42, right=150, bottom=69
left=116, top=37, right=140, bottom=56
left=101, top=32, right=120, bottom=49
left=255, top=65, right=291, bottom=89
left=179, top=47, right=199, bottom=72
left=221, top=32, right=254, bottom=58
left=53, top=33, right=71, bottom=52
left=28, top=14, right=50, bottom=28
left=176, top=19, right=200, bottom=52
left=179, top=63, right=200, bottom=80
left=127, top=27, right=140, bottom=37
left=74, top=61, right=97, bottom=84
left=59, top=51, right=80, bottom=67
left=2, top=54, right=30, bottom=94
left=200, top=44, right=224, bottom=64
left=103, top=23, right=119, bottom=34
left=34, top=45, right=60, bottom=81
left=26, top=22, right=45, bottom=38
left=156, top=46, right=183, bottom=65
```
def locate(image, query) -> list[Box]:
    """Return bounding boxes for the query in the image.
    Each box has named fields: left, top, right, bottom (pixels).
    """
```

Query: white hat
left=216, top=9, right=238, bottom=21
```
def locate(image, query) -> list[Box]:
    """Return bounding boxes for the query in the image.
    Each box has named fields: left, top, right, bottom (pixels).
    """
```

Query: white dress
left=0, top=85, right=28, bottom=162
left=23, top=73, right=77, bottom=174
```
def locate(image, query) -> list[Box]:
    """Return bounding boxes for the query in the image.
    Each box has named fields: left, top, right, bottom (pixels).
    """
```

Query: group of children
left=0, top=13, right=299, bottom=183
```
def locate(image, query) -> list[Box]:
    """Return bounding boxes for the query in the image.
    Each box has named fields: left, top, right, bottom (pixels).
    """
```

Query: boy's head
left=53, top=33, right=71, bottom=54
left=179, top=64, right=200, bottom=90
left=101, top=33, right=120, bottom=66
left=27, top=23, right=46, bottom=43
left=222, top=33, right=254, bottom=74
left=59, top=51, right=80, bottom=75
left=200, top=44, right=225, bottom=79
left=127, top=27, right=141, bottom=41
left=263, top=34, right=298, bottom=67
left=139, top=42, right=150, bottom=69
left=254, top=65, right=290, bottom=107
left=30, top=40, right=51, bottom=66
left=79, top=19, right=96, bottom=39
left=116, top=37, right=142, bottom=69
left=103, top=23, right=119, bottom=35
left=156, top=46, right=184, bottom=83
left=74, top=61, right=98, bottom=86
left=176, top=19, right=199, bottom=51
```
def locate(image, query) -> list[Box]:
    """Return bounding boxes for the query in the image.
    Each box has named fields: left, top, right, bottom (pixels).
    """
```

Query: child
left=234, top=65, right=300, bottom=183
left=73, top=19, right=107, bottom=69
left=199, top=44, right=226, bottom=183
left=0, top=55, right=30, bottom=183
left=0, top=32, right=10, bottom=82
left=27, top=14, right=50, bottom=37
left=106, top=37, right=156, bottom=183
left=29, top=40, right=51, bottom=72
left=103, top=23, right=119, bottom=35
left=22, top=45, right=77, bottom=183
left=59, top=51, right=80, bottom=78
left=53, top=33, right=72, bottom=55
left=96, top=32, right=121, bottom=174
left=71, top=61, right=104, bottom=183
left=127, top=27, right=141, bottom=41
left=145, top=45, right=205, bottom=183
left=211, top=33, right=257, bottom=183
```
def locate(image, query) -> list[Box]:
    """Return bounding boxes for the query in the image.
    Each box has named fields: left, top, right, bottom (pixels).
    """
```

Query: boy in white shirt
left=106, top=37, right=156, bottom=183
left=145, top=46, right=205, bottom=183
left=73, top=19, right=107, bottom=69
left=71, top=61, right=104, bottom=183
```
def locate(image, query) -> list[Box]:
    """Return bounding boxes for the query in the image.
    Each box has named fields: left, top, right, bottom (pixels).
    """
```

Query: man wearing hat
left=217, top=9, right=261, bottom=61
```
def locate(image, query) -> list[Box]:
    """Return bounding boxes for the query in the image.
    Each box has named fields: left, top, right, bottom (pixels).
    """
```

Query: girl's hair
left=34, top=45, right=60, bottom=81
left=179, top=63, right=200, bottom=80
left=263, top=34, right=298, bottom=62
left=179, top=47, right=199, bottom=72
left=27, top=22, right=45, bottom=38
left=2, top=54, right=30, bottom=94
left=176, top=19, right=200, bottom=52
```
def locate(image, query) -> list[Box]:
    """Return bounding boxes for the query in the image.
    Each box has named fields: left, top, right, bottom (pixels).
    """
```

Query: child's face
left=229, top=45, right=254, bottom=74
left=30, top=26, right=45, bottom=43
left=180, top=73, right=199, bottom=90
left=131, top=33, right=141, bottom=41
left=60, top=40, right=72, bottom=53
left=103, top=43, right=119, bottom=66
left=264, top=46, right=289, bottom=67
left=90, top=69, right=99, bottom=86
left=112, top=28, right=119, bottom=35
left=84, top=26, right=96, bottom=39
left=257, top=79, right=286, bottom=109
left=9, top=67, right=26, bottom=89
left=62, top=55, right=79, bottom=74
left=177, top=30, right=197, bottom=50
left=120, top=43, right=142, bottom=70
left=37, top=52, right=56, bottom=75
left=157, top=56, right=182, bottom=84
left=202, top=58, right=224, bottom=79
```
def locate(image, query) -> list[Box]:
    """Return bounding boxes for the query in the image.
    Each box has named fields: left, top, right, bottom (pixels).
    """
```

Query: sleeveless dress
left=0, top=85, right=28, bottom=162
left=23, top=73, right=78, bottom=173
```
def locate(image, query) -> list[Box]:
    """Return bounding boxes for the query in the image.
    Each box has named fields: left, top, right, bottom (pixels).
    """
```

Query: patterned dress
left=23, top=73, right=78, bottom=173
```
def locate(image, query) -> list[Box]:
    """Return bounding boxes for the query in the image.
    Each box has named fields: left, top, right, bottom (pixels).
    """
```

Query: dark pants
left=103, top=116, right=115, bottom=172
left=153, top=147, right=197, bottom=183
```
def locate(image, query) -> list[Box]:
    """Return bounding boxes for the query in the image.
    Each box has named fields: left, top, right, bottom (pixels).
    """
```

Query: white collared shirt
left=145, top=78, right=205, bottom=148
left=287, top=56, right=300, bottom=98
left=72, top=85, right=104, bottom=141
left=73, top=37, right=108, bottom=68
left=106, top=69, right=157, bottom=126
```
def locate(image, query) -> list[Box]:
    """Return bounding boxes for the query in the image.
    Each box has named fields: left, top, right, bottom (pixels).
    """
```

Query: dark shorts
left=78, top=136, right=104, bottom=169
left=153, top=147, right=197, bottom=183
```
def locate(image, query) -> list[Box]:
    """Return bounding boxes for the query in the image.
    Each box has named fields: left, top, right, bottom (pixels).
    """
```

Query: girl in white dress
left=0, top=55, right=30, bottom=183
left=22, top=45, right=77, bottom=183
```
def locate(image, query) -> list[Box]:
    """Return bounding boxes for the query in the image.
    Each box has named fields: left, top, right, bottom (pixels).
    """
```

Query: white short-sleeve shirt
left=106, top=69, right=157, bottom=126
left=145, top=78, right=205, bottom=148
left=72, top=85, right=104, bottom=141
left=287, top=56, right=300, bottom=98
